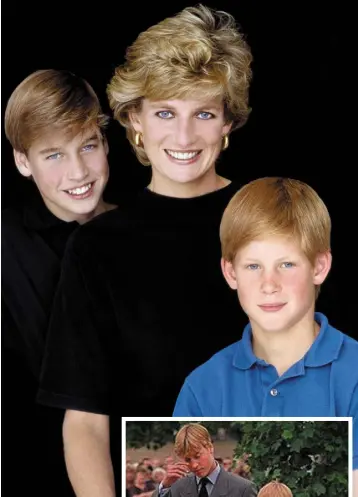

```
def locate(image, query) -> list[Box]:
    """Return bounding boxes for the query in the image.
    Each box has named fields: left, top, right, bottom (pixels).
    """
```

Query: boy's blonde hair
left=107, top=4, right=253, bottom=165
left=4, top=69, right=109, bottom=155
left=257, top=481, right=293, bottom=497
left=174, top=423, right=213, bottom=458
left=220, top=177, right=331, bottom=266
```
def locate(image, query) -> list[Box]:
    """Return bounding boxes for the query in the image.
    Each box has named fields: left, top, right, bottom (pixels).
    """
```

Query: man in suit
left=152, top=423, right=257, bottom=497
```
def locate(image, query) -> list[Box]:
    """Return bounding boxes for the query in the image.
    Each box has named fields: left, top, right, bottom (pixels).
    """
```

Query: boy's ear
left=313, top=251, right=332, bottom=285
left=13, top=149, right=32, bottom=178
left=221, top=258, right=238, bottom=290
left=129, top=111, right=143, bottom=134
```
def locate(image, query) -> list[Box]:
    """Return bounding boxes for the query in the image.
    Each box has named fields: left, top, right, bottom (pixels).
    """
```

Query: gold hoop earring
left=135, top=132, right=143, bottom=147
left=222, top=135, right=229, bottom=150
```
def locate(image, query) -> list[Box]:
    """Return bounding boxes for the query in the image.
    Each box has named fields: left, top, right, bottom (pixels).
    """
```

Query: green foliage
left=125, top=421, right=241, bottom=450
left=125, top=422, right=181, bottom=450
left=234, top=421, right=349, bottom=497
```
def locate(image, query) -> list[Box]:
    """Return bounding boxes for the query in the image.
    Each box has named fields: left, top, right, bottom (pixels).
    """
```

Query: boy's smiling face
left=221, top=235, right=332, bottom=335
left=14, top=126, right=109, bottom=223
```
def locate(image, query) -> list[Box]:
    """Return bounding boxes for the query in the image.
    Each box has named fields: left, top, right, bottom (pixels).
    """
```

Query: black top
left=37, top=182, right=248, bottom=486
left=2, top=195, right=79, bottom=377
left=2, top=195, right=78, bottom=496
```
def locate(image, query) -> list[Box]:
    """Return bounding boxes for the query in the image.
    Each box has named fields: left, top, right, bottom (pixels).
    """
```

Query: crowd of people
left=125, top=453, right=293, bottom=497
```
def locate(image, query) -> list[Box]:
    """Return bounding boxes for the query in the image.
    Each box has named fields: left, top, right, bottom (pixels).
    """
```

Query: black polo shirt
left=37, top=182, right=248, bottom=489
left=2, top=194, right=78, bottom=496
left=2, top=195, right=80, bottom=374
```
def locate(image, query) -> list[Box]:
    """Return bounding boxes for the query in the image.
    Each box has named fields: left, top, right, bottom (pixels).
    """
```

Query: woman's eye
left=156, top=111, right=174, bottom=119
left=197, top=112, right=214, bottom=120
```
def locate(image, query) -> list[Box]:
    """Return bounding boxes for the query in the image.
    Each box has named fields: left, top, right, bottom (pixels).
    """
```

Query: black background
left=2, top=1, right=356, bottom=338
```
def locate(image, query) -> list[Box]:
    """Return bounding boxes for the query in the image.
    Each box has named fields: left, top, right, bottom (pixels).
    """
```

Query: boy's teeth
left=67, top=183, right=92, bottom=195
left=167, top=150, right=199, bottom=160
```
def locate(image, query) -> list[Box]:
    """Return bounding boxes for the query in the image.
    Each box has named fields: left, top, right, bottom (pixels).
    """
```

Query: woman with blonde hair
left=38, top=5, right=253, bottom=495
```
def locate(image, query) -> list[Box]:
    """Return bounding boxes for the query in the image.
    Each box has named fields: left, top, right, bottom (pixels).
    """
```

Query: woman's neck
left=147, top=173, right=230, bottom=198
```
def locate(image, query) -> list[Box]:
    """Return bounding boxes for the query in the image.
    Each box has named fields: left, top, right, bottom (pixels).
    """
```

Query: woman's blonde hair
left=107, top=4, right=253, bottom=165
left=174, top=423, right=213, bottom=458
left=257, top=481, right=293, bottom=497
left=5, top=69, right=109, bottom=155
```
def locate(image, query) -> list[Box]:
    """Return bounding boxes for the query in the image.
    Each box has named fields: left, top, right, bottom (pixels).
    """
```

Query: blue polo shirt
left=173, top=313, right=358, bottom=469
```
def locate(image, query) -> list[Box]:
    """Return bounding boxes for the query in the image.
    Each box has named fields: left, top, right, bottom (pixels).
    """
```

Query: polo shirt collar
left=233, top=312, right=343, bottom=370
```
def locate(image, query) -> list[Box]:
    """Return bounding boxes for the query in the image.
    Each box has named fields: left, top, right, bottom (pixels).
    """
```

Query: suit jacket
left=152, top=469, right=257, bottom=497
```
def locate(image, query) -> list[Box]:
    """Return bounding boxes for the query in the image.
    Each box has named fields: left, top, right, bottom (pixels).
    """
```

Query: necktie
left=198, top=477, right=210, bottom=497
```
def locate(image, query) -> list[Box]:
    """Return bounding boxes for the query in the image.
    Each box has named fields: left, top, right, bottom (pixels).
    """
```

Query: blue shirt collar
left=233, top=312, right=343, bottom=370
left=195, top=461, right=221, bottom=485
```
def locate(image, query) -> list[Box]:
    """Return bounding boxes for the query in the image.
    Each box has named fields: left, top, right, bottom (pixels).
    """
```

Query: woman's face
left=131, top=98, right=231, bottom=196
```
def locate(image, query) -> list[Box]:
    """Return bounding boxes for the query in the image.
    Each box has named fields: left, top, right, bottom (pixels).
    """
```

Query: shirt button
left=270, top=388, right=278, bottom=397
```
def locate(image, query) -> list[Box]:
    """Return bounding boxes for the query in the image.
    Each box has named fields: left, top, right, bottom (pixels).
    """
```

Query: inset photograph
left=123, top=419, right=350, bottom=497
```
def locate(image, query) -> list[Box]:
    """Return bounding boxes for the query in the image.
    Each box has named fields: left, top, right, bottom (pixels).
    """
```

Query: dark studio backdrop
left=2, top=1, right=356, bottom=339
